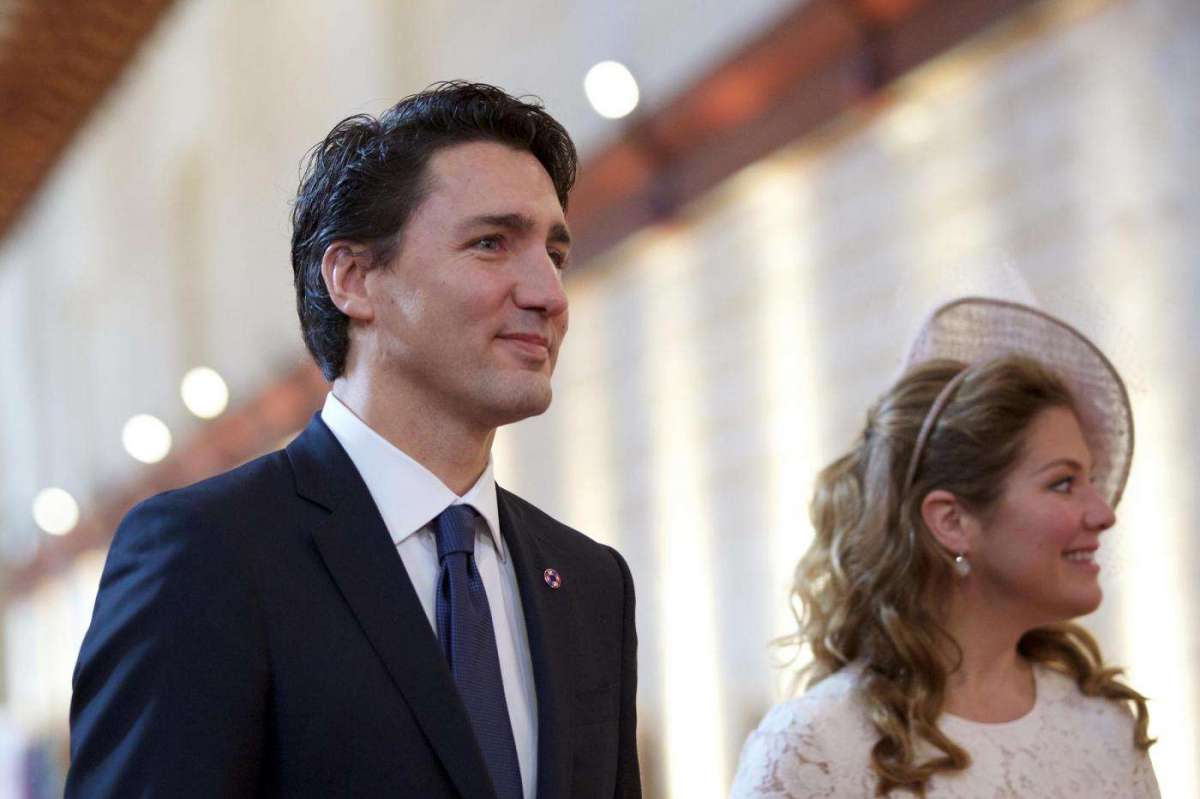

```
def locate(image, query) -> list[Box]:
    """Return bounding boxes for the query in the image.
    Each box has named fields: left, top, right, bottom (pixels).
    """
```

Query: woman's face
left=966, top=406, right=1116, bottom=625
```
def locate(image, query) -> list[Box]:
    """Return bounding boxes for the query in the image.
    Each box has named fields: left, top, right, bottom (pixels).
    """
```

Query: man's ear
left=921, top=489, right=972, bottom=555
left=321, top=242, right=375, bottom=322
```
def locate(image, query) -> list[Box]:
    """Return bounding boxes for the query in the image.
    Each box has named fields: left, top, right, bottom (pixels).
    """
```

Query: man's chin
left=511, top=389, right=554, bottom=421
left=483, top=381, right=554, bottom=426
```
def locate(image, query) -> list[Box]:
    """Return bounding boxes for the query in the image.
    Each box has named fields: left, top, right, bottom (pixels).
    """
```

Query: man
left=67, top=82, right=640, bottom=798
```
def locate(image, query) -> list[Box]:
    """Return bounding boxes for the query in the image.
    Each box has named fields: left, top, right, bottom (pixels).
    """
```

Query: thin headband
left=901, top=367, right=971, bottom=496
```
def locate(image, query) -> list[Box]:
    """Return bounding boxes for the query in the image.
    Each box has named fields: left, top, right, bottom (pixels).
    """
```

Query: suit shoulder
left=108, top=450, right=295, bottom=565
left=131, top=449, right=293, bottom=520
left=498, top=487, right=604, bottom=552
left=498, top=488, right=631, bottom=582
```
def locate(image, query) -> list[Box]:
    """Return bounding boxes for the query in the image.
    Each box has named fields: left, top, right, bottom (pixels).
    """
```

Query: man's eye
left=473, top=235, right=503, bottom=251
left=548, top=249, right=568, bottom=269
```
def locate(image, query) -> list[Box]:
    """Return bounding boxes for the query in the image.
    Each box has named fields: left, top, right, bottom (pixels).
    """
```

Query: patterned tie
left=433, top=505, right=523, bottom=799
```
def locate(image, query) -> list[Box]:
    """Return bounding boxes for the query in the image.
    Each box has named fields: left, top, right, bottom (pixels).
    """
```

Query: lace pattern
left=731, top=666, right=1160, bottom=798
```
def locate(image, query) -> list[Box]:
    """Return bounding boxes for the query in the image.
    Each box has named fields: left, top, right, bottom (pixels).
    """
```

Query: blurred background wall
left=0, top=0, right=1196, bottom=796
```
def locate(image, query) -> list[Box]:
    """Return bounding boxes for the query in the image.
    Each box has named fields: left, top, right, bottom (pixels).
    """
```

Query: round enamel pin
left=543, top=568, right=562, bottom=589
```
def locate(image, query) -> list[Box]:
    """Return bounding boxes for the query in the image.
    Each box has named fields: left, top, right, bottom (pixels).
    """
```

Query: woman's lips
left=1062, top=547, right=1100, bottom=572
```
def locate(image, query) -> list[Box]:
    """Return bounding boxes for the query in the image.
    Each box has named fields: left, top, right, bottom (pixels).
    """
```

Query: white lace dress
left=731, top=665, right=1160, bottom=798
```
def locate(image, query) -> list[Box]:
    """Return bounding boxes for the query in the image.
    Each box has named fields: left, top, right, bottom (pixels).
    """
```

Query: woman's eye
left=548, top=249, right=567, bottom=269
left=1050, top=476, right=1074, bottom=493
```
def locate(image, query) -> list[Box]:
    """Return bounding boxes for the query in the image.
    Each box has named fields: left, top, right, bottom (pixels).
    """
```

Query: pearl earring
left=953, top=553, right=971, bottom=577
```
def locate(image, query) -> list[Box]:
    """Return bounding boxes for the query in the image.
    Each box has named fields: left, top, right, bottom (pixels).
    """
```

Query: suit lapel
left=498, top=488, right=577, bottom=797
left=287, top=415, right=498, bottom=799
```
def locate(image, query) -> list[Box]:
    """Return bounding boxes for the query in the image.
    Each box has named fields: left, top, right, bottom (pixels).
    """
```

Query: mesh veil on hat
left=903, top=297, right=1134, bottom=507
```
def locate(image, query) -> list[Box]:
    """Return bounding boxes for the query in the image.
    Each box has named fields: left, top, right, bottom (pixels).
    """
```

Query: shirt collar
left=320, top=392, right=505, bottom=560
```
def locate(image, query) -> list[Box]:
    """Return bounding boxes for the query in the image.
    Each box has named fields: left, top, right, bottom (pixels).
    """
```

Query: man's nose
left=513, top=248, right=568, bottom=317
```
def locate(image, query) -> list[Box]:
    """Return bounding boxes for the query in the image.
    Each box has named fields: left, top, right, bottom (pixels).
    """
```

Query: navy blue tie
left=433, top=505, right=523, bottom=799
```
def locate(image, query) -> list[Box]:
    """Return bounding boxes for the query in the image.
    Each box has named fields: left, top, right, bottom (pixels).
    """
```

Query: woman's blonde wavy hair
left=783, top=355, right=1153, bottom=796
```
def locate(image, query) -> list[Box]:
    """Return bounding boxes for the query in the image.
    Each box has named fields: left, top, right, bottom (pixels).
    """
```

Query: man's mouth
left=497, top=333, right=551, bottom=359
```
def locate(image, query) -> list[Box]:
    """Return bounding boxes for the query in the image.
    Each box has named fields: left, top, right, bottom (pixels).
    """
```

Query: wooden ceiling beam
left=0, top=0, right=177, bottom=242
left=566, top=0, right=1036, bottom=263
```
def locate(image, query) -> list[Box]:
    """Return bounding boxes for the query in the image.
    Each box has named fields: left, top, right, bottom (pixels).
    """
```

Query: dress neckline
left=940, top=664, right=1045, bottom=730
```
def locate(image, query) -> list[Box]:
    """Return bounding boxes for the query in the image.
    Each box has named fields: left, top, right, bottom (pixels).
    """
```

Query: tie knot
left=433, top=504, right=477, bottom=560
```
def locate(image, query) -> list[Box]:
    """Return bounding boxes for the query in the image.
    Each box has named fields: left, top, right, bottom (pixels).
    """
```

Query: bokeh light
left=584, top=61, right=640, bottom=119
left=31, top=488, right=79, bottom=536
left=122, top=414, right=172, bottom=464
left=180, top=366, right=229, bottom=419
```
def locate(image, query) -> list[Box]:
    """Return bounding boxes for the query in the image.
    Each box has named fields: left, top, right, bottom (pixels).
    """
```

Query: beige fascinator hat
left=902, top=297, right=1134, bottom=508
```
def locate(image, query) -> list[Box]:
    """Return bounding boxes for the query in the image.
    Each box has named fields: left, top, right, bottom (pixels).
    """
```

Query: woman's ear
left=921, top=489, right=971, bottom=555
left=321, top=241, right=375, bottom=322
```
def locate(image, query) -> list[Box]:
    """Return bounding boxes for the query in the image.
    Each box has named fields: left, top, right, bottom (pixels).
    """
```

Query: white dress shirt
left=321, top=393, right=538, bottom=798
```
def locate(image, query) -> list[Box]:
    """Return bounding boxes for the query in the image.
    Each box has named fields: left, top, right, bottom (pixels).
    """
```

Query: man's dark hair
left=290, top=81, right=578, bottom=380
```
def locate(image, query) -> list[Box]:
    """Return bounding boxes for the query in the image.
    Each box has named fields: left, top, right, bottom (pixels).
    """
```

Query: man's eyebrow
left=461, top=213, right=532, bottom=233
left=459, top=214, right=572, bottom=246
left=549, top=222, right=572, bottom=247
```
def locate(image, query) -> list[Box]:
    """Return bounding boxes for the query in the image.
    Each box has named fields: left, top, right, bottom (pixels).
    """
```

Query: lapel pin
left=543, top=568, right=562, bottom=589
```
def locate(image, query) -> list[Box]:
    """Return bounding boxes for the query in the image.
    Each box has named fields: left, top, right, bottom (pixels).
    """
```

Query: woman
left=732, top=298, right=1159, bottom=797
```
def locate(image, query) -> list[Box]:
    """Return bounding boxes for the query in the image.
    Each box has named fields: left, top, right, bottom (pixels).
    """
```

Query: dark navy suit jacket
left=66, top=414, right=641, bottom=798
